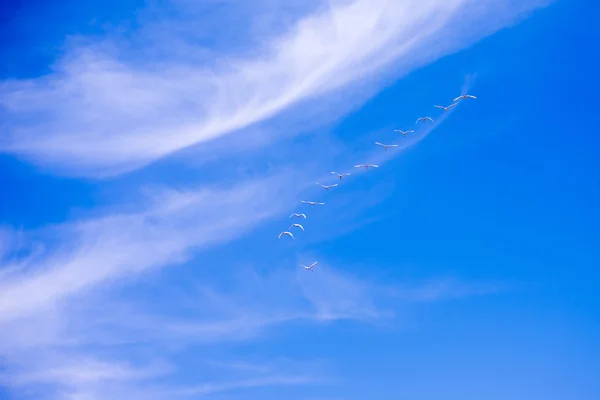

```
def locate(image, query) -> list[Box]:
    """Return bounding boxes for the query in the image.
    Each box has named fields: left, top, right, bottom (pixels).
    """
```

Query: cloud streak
left=0, top=0, right=549, bottom=177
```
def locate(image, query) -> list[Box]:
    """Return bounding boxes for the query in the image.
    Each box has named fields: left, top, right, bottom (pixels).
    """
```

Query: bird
left=316, top=182, right=338, bottom=190
left=301, top=200, right=325, bottom=206
left=331, top=172, right=351, bottom=180
left=278, top=231, right=294, bottom=239
left=289, top=213, right=307, bottom=219
left=289, top=223, right=305, bottom=231
left=434, top=103, right=457, bottom=112
left=415, top=116, right=434, bottom=124
left=301, top=261, right=318, bottom=271
left=354, top=164, right=379, bottom=169
left=454, top=94, right=476, bottom=102
left=394, top=129, right=414, bottom=136
left=375, top=142, right=398, bottom=149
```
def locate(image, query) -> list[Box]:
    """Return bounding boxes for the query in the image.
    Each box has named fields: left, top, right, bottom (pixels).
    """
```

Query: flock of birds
left=278, top=93, right=477, bottom=271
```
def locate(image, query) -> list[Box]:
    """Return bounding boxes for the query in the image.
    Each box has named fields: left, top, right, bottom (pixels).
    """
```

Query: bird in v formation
left=280, top=93, right=476, bottom=271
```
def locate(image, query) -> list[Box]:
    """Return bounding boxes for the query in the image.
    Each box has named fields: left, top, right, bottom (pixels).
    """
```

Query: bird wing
left=316, top=182, right=325, bottom=187
left=300, top=214, right=307, bottom=218
left=467, top=95, right=476, bottom=98
left=289, top=213, right=296, bottom=218
left=331, top=172, right=339, bottom=175
left=453, top=96, right=462, bottom=102
left=426, top=117, right=434, bottom=122
left=388, top=144, right=399, bottom=147
left=330, top=184, right=339, bottom=187
left=369, top=165, right=379, bottom=168
left=434, top=105, right=444, bottom=109
left=354, top=164, right=364, bottom=168
left=415, top=118, right=421, bottom=124
left=447, top=103, right=457, bottom=109
left=301, top=200, right=310, bottom=204
left=278, top=232, right=284, bottom=238
left=343, top=173, right=351, bottom=176
left=316, top=202, right=325, bottom=205
left=374, top=142, right=385, bottom=147
left=309, top=261, right=318, bottom=268
left=298, top=224, right=305, bottom=231
left=408, top=130, right=414, bottom=133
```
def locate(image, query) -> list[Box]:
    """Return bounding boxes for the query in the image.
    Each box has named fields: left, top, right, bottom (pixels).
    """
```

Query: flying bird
left=289, top=223, right=305, bottom=231
left=375, top=142, right=398, bottom=149
left=354, top=164, right=379, bottom=169
left=302, top=261, right=318, bottom=271
left=454, top=94, right=477, bottom=102
left=316, top=182, right=338, bottom=190
left=301, top=200, right=325, bottom=206
left=289, top=213, right=307, bottom=219
left=415, top=116, right=434, bottom=124
left=394, top=129, right=414, bottom=136
left=278, top=231, right=295, bottom=239
left=331, top=172, right=351, bottom=180
left=434, top=103, right=457, bottom=112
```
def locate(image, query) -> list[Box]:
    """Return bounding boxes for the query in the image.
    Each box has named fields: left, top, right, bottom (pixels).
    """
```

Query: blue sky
left=1, top=0, right=599, bottom=399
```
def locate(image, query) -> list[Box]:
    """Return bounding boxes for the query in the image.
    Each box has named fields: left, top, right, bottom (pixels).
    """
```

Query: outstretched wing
left=434, top=105, right=445, bottom=109
left=454, top=96, right=464, bottom=102
left=467, top=95, right=477, bottom=99
left=426, top=117, right=434, bottom=122
left=309, top=261, right=318, bottom=268
left=374, top=142, right=385, bottom=147
left=447, top=103, right=457, bottom=109
left=354, top=164, right=364, bottom=168
left=415, top=118, right=421, bottom=124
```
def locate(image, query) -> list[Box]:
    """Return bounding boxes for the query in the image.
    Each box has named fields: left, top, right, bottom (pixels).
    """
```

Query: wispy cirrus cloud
left=0, top=0, right=548, bottom=399
left=0, top=0, right=550, bottom=177
left=0, top=171, right=303, bottom=321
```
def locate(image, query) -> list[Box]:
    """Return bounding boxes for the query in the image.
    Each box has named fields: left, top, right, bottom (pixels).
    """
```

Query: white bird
left=301, top=261, right=318, bottom=271
left=278, top=231, right=294, bottom=239
left=434, top=103, right=457, bottom=112
left=289, top=223, right=305, bottom=231
left=301, top=200, right=325, bottom=206
left=454, top=94, right=477, bottom=102
left=375, top=142, right=398, bottom=149
left=289, top=213, right=307, bottom=219
left=394, top=129, right=414, bottom=136
left=415, top=116, right=434, bottom=124
left=354, top=164, right=379, bottom=169
left=331, top=172, right=351, bottom=180
left=316, top=182, right=338, bottom=190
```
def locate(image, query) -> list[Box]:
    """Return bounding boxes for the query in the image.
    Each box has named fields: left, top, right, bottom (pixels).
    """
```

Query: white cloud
left=0, top=172, right=302, bottom=321
left=0, top=0, right=550, bottom=177
left=0, top=1, right=548, bottom=398
left=174, top=375, right=318, bottom=397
